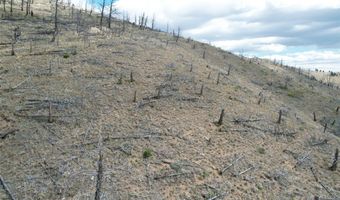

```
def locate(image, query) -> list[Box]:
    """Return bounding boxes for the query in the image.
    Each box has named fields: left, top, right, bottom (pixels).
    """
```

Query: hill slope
left=1, top=1, right=339, bottom=199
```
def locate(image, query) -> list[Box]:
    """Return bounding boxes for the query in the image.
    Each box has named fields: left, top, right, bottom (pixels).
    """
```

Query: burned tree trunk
left=216, top=109, right=224, bottom=126
left=94, top=150, right=103, bottom=200
left=329, top=148, right=338, bottom=171
left=277, top=110, right=282, bottom=124
left=99, top=0, right=105, bottom=28
left=51, top=0, right=59, bottom=42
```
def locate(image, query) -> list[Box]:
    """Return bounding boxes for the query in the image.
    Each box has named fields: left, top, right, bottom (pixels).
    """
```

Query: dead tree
left=203, top=50, right=206, bottom=59
left=51, top=0, right=59, bottom=42
left=10, top=0, right=12, bottom=14
left=313, top=112, right=317, bottom=121
left=94, top=150, right=103, bottom=200
left=323, top=123, right=327, bottom=133
left=216, top=109, right=224, bottom=126
left=139, top=12, right=145, bottom=29
left=99, top=0, right=106, bottom=29
left=175, top=27, right=180, bottom=42
left=25, top=0, right=31, bottom=16
left=227, top=65, right=232, bottom=76
left=329, top=148, right=338, bottom=171
left=133, top=90, right=137, bottom=102
left=130, top=71, right=134, bottom=82
left=336, top=106, right=339, bottom=114
left=277, top=110, right=282, bottom=124
left=48, top=101, right=53, bottom=123
left=0, top=176, right=15, bottom=200
left=11, top=27, right=20, bottom=56
left=21, top=0, right=24, bottom=11
left=3, top=0, right=6, bottom=13
left=108, top=0, right=116, bottom=29
left=199, top=84, right=204, bottom=96
left=216, top=72, right=220, bottom=85
left=151, top=14, right=155, bottom=30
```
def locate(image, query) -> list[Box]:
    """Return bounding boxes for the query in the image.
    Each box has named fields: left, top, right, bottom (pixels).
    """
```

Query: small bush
left=257, top=147, right=265, bottom=154
left=63, top=53, right=70, bottom=59
left=287, top=89, right=303, bottom=98
left=143, top=148, right=152, bottom=159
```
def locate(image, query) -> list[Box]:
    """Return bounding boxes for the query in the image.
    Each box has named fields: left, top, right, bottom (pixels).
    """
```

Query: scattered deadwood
left=154, top=172, right=191, bottom=180
left=0, top=129, right=18, bottom=139
left=219, top=155, right=244, bottom=175
left=0, top=175, right=16, bottom=200
left=310, top=167, right=335, bottom=198
left=294, top=152, right=311, bottom=168
left=311, top=139, right=328, bottom=146
left=238, top=165, right=254, bottom=176
left=232, top=118, right=261, bottom=124
left=283, top=149, right=299, bottom=159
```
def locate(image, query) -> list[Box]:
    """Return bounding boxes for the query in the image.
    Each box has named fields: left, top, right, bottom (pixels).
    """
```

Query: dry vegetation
left=0, top=0, right=339, bottom=199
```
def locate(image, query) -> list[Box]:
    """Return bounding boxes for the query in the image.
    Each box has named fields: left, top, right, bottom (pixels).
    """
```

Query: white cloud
left=73, top=0, right=340, bottom=71
left=212, top=37, right=286, bottom=53
left=263, top=51, right=340, bottom=71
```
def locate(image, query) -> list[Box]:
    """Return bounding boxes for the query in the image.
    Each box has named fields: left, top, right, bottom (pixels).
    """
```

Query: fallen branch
left=0, top=175, right=16, bottom=200
left=311, top=139, right=328, bottom=146
left=310, top=167, right=335, bottom=198
left=238, top=165, right=254, bottom=176
left=219, top=155, right=244, bottom=175
left=154, top=172, right=190, bottom=180
left=0, top=129, right=18, bottom=139
left=232, top=118, right=261, bottom=124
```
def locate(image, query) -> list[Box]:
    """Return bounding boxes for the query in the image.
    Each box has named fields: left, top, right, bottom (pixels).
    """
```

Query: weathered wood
left=219, top=155, right=244, bottom=175
left=277, top=110, right=282, bottom=124
left=0, top=175, right=16, bottom=200
left=216, top=109, right=224, bottom=126
left=0, top=129, right=18, bottom=139
left=94, top=150, right=103, bottom=200
left=329, top=148, right=338, bottom=171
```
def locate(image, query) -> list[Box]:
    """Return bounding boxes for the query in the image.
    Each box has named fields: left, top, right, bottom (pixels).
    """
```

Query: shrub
left=257, top=147, right=265, bottom=154
left=143, top=148, right=152, bottom=159
left=63, top=53, right=70, bottom=58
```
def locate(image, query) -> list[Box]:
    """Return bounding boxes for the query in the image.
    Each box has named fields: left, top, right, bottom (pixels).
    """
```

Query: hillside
left=0, top=1, right=339, bottom=199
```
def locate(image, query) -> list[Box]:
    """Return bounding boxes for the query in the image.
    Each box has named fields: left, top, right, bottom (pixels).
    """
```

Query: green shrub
left=287, top=89, right=303, bottom=98
left=63, top=53, right=70, bottom=59
left=257, top=147, right=265, bottom=154
left=143, top=148, right=152, bottom=159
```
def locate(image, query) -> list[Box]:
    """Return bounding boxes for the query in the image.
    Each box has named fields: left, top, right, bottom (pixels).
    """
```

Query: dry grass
left=0, top=1, right=340, bottom=199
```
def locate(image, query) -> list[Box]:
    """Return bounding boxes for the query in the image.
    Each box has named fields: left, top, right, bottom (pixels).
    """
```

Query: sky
left=71, top=0, right=340, bottom=72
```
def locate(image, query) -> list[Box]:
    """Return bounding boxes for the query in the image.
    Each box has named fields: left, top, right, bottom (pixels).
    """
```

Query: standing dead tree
left=175, top=27, right=180, bottom=42
left=108, top=0, right=116, bottom=29
left=94, top=149, right=103, bottom=200
left=11, top=26, right=20, bottom=56
left=216, top=109, right=225, bottom=126
left=329, top=148, right=338, bottom=171
left=99, top=0, right=106, bottom=29
left=51, top=0, right=59, bottom=42
left=277, top=110, right=282, bottom=124
left=151, top=14, right=155, bottom=30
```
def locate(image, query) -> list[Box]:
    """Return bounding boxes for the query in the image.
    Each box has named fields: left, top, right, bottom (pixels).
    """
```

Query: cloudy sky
left=72, top=0, right=340, bottom=71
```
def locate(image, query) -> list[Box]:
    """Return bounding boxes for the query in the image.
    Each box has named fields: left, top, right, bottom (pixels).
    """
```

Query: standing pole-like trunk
left=108, top=0, right=113, bottom=28
left=10, top=0, right=12, bottom=14
left=99, top=0, right=105, bottom=28
left=21, top=0, right=24, bottom=11
left=3, top=0, right=6, bottom=13
left=51, top=0, right=58, bottom=42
